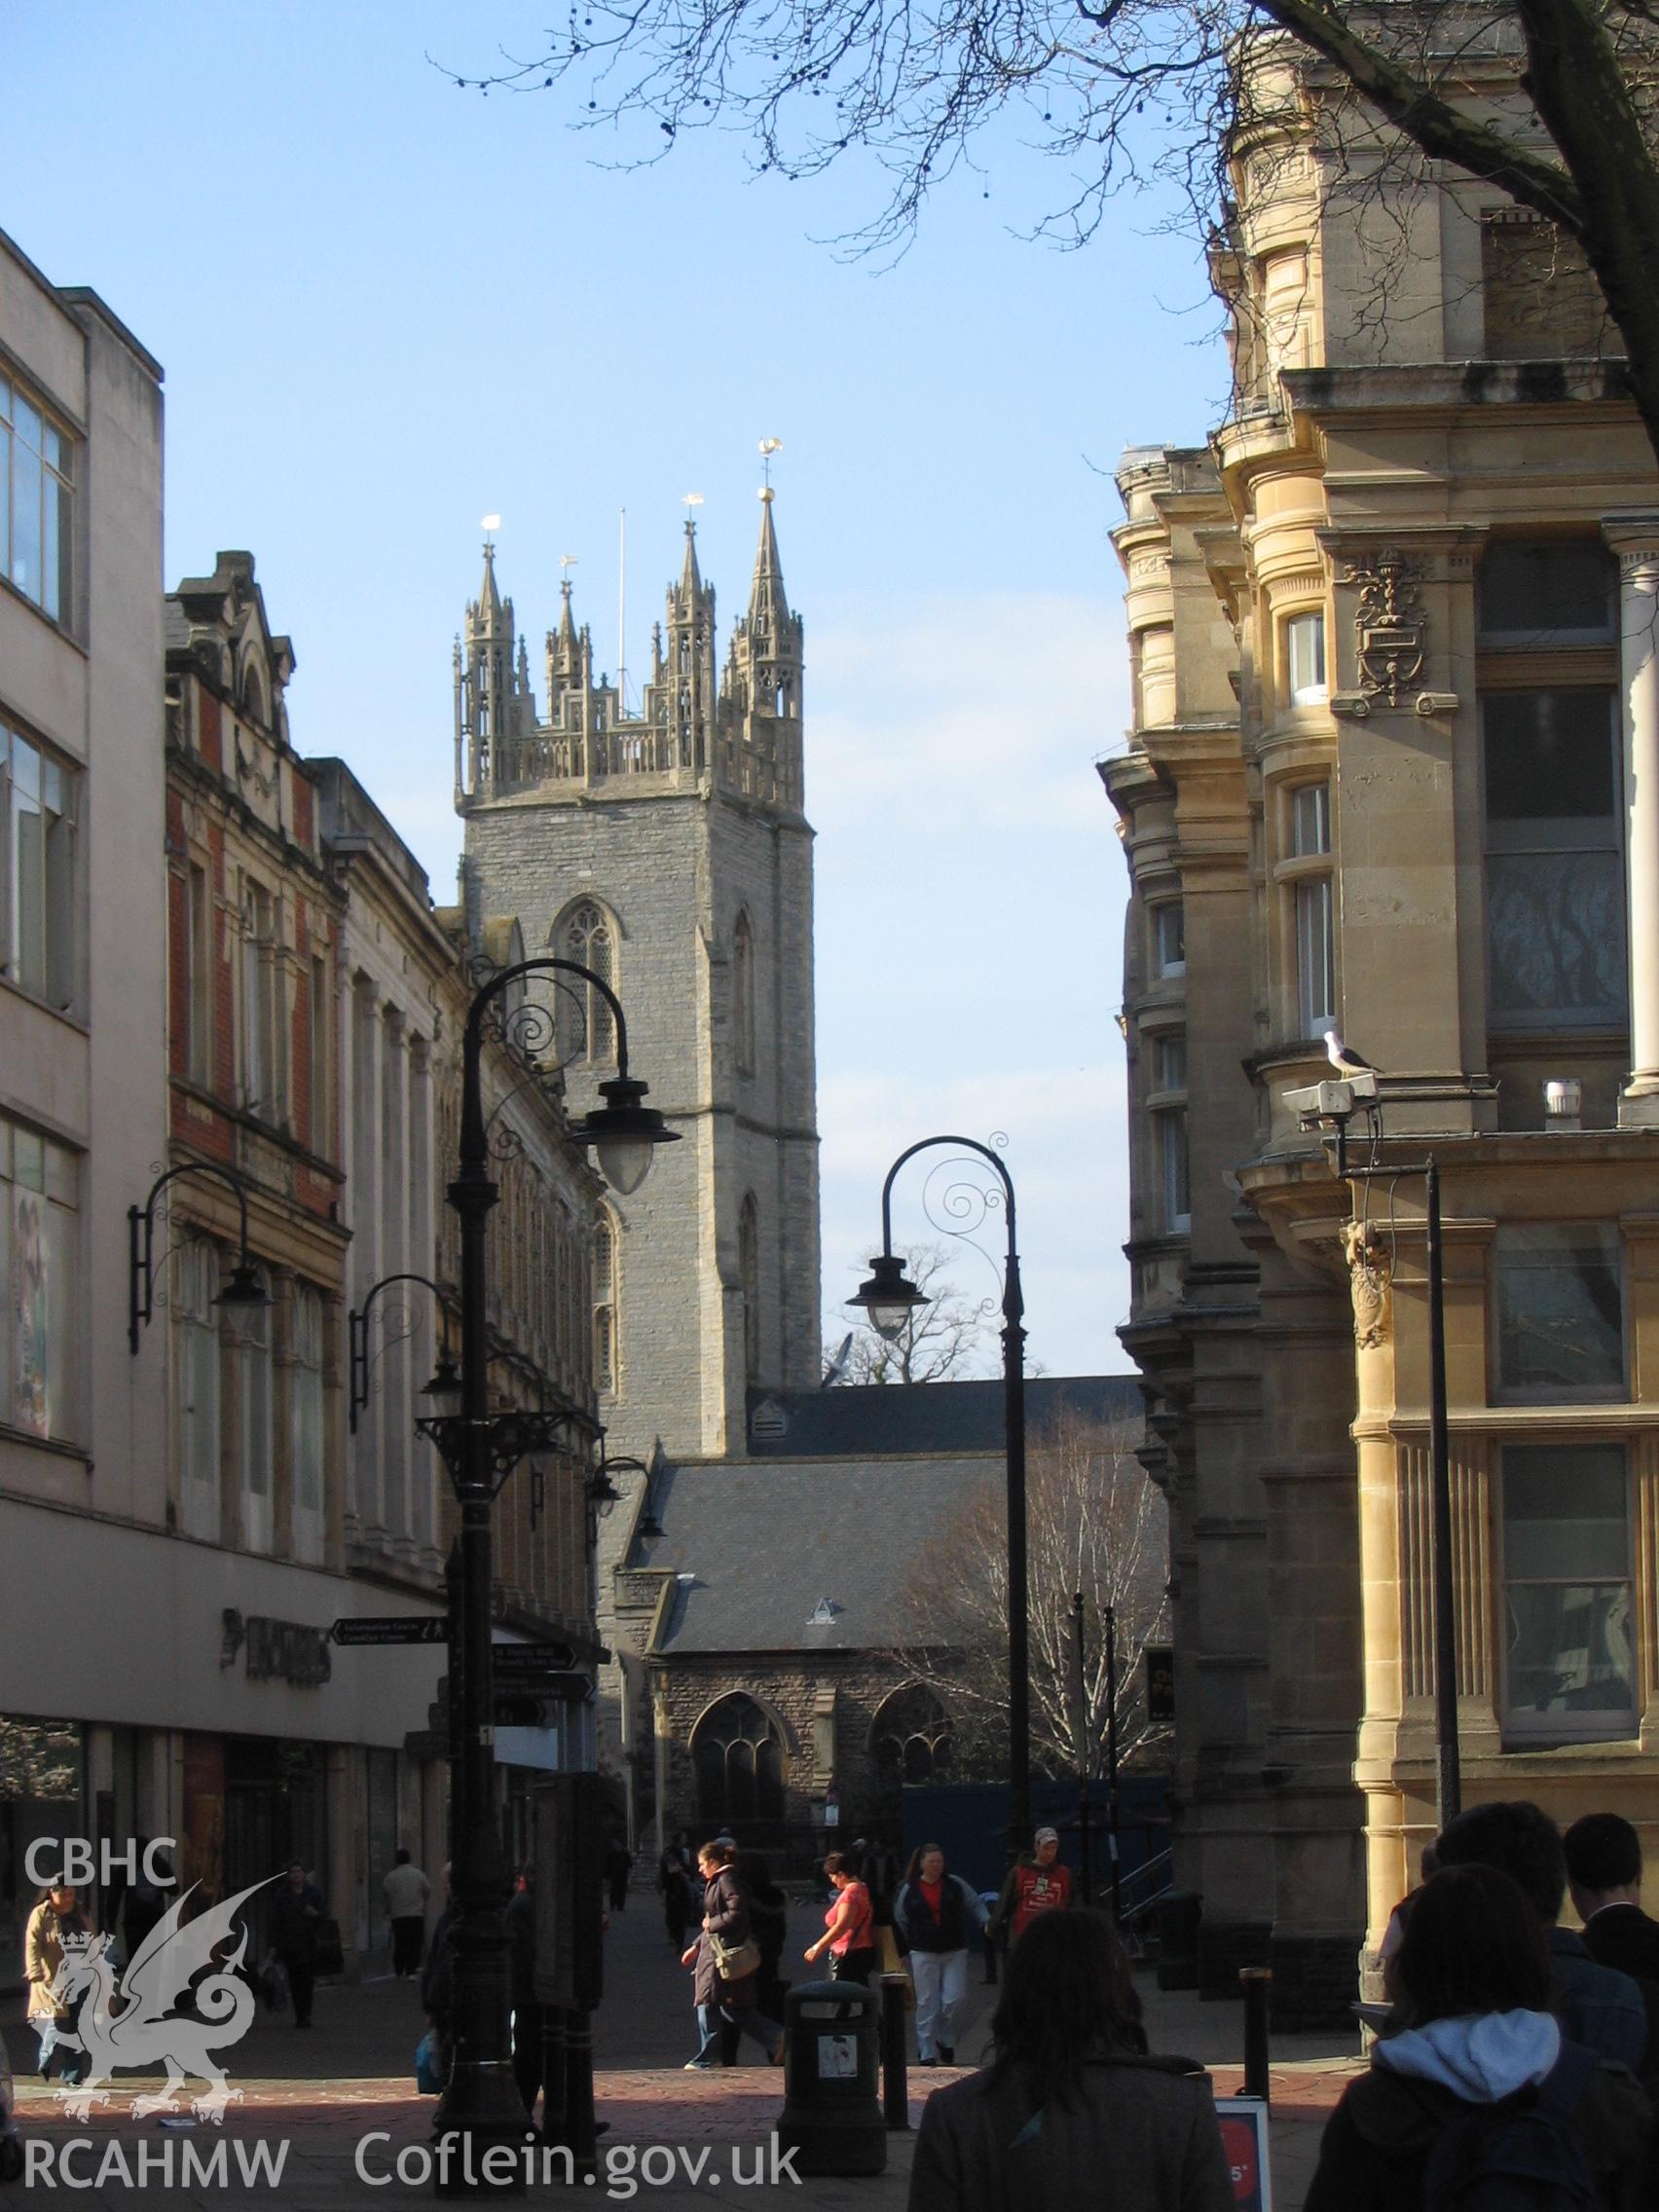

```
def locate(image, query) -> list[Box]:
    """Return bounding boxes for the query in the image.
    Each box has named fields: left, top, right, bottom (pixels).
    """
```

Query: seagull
left=821, top=1332, right=854, bottom=1388
left=1324, top=1028, right=1379, bottom=1077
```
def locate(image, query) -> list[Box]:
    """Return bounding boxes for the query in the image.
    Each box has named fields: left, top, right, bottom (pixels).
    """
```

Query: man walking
left=384, top=1847, right=430, bottom=1979
left=988, top=1826, right=1073, bottom=1951
left=269, top=1861, right=325, bottom=2030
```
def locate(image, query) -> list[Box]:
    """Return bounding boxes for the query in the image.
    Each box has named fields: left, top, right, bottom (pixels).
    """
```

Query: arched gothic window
left=870, top=1685, right=952, bottom=1818
left=593, top=1209, right=618, bottom=1395
left=555, top=902, right=616, bottom=1064
left=739, top=1195, right=760, bottom=1385
left=692, top=1694, right=786, bottom=1832
left=732, top=910, right=756, bottom=1077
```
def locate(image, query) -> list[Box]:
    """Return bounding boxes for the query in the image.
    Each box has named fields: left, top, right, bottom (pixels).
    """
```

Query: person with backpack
left=1303, top=1862, right=1650, bottom=2212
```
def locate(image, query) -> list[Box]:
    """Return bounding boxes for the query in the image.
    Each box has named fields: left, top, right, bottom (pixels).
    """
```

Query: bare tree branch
left=890, top=1411, right=1170, bottom=1779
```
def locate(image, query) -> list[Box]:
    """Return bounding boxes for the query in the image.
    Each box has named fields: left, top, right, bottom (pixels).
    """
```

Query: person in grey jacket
left=908, top=1909, right=1232, bottom=2212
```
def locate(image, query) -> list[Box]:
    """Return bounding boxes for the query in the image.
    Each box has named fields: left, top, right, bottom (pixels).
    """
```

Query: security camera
left=1285, top=1078, right=1359, bottom=1128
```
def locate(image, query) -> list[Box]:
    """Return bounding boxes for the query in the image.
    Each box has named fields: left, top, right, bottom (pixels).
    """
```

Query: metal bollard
left=1239, top=1967, right=1272, bottom=2106
left=878, top=1974, right=910, bottom=2131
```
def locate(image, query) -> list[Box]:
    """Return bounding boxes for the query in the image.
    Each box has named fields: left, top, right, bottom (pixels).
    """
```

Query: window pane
left=1160, top=1109, right=1189, bottom=1228
left=11, top=438, right=41, bottom=605
left=1484, top=690, right=1615, bottom=830
left=1503, top=1446, right=1632, bottom=1719
left=1480, top=542, right=1614, bottom=637
left=1296, top=876, right=1335, bottom=1033
left=1157, top=1035, right=1186, bottom=1091
left=1506, top=1584, right=1633, bottom=1714
left=1292, top=783, right=1331, bottom=857
left=1488, top=851, right=1624, bottom=1021
left=1288, top=613, right=1327, bottom=704
left=1154, top=901, right=1185, bottom=974
left=1495, top=1227, right=1623, bottom=1395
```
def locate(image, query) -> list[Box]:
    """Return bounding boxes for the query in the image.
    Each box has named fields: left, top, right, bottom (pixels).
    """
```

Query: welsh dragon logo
left=46, top=1876, right=275, bottom=2121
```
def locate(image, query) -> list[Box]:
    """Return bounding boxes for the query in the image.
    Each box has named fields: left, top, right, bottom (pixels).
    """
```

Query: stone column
left=1605, top=519, right=1659, bottom=1124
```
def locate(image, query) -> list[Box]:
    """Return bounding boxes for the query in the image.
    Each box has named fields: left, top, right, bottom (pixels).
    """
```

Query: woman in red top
left=805, top=1850, right=878, bottom=1985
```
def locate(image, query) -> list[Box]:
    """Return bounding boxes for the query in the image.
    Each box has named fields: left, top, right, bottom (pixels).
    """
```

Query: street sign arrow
left=331, top=1616, right=448, bottom=1647
left=493, top=1641, right=576, bottom=1677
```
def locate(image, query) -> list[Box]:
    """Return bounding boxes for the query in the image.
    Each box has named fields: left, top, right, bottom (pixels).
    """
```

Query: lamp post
left=849, top=1135, right=1030, bottom=1857
left=423, top=955, right=676, bottom=2184
left=129, top=1161, right=268, bottom=1353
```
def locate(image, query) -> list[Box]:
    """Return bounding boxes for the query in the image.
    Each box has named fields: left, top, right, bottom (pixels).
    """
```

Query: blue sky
left=9, top=2, right=1228, bottom=1377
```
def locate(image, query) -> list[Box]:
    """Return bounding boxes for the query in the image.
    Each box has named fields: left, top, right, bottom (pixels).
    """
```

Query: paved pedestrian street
left=2, top=1893, right=1363, bottom=2207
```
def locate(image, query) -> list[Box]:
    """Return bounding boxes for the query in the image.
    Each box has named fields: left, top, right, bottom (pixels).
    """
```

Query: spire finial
left=758, top=437, right=782, bottom=501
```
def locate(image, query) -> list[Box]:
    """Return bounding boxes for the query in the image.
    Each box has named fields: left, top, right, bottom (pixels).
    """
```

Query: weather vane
left=758, top=437, right=783, bottom=498
left=682, top=492, right=705, bottom=518
left=560, top=553, right=578, bottom=578
left=481, top=513, right=500, bottom=544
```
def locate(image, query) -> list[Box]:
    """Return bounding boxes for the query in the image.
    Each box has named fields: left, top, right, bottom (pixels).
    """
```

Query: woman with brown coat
left=908, top=1909, right=1232, bottom=2212
left=24, top=1878, right=92, bottom=2083
left=680, top=1841, right=784, bottom=2069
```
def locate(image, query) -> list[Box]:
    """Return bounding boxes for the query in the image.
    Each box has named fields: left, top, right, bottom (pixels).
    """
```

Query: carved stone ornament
left=1343, top=546, right=1426, bottom=709
left=1344, top=1219, right=1392, bottom=1350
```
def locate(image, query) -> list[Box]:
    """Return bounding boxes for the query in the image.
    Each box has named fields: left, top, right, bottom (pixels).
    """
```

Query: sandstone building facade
left=1106, top=32, right=1659, bottom=2023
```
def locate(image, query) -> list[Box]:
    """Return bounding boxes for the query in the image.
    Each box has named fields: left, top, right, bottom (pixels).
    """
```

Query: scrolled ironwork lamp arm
left=128, top=1160, right=258, bottom=1355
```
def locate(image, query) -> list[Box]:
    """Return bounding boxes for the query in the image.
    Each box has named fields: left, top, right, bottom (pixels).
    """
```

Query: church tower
left=455, top=495, right=820, bottom=1464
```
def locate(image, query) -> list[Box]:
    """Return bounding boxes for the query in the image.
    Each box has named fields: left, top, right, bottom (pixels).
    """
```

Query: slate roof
left=633, top=1456, right=998, bottom=1656
left=743, top=1373, right=1141, bottom=1458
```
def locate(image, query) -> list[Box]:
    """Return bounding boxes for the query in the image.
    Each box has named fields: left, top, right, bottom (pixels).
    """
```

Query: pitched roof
left=634, top=1456, right=998, bottom=1656
left=743, top=1374, right=1141, bottom=1458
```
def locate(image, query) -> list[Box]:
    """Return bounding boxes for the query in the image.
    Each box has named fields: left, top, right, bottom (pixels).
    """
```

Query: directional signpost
left=493, top=1641, right=575, bottom=1677
left=331, top=1616, right=448, bottom=1647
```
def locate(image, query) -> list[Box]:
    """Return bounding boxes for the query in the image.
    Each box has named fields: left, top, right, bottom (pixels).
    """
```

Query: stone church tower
left=454, top=496, right=821, bottom=1463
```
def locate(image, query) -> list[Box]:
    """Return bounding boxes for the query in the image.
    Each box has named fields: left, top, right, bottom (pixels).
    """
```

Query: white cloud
left=809, top=591, right=1130, bottom=840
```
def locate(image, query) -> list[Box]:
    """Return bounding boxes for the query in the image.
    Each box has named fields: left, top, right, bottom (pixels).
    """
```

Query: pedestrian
left=894, top=1843, right=989, bottom=2068
left=681, top=1841, right=783, bottom=2069
left=987, top=1825, right=1073, bottom=1951
left=24, top=1876, right=92, bottom=2083
left=421, top=1863, right=457, bottom=2078
left=736, top=1849, right=788, bottom=2021
left=908, top=1906, right=1232, bottom=2212
left=269, top=1860, right=325, bottom=2030
left=1378, top=1844, right=1438, bottom=2000
left=1565, top=1813, right=1659, bottom=1983
left=1435, top=1800, right=1648, bottom=2070
left=383, top=1847, right=430, bottom=1979
left=506, top=1862, right=543, bottom=2121
left=606, top=1833, right=633, bottom=1913
left=865, top=1832, right=902, bottom=1927
left=1303, top=1862, right=1650, bottom=2212
left=659, top=1829, right=695, bottom=1948
left=805, top=1850, right=878, bottom=1986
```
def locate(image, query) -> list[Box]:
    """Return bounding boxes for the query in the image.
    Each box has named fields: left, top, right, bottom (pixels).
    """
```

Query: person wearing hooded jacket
left=1303, top=1863, right=1651, bottom=2212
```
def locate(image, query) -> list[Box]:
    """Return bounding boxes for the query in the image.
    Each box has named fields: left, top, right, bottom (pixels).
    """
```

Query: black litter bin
left=777, top=1979, right=886, bottom=2176
left=1157, top=1890, right=1202, bottom=1991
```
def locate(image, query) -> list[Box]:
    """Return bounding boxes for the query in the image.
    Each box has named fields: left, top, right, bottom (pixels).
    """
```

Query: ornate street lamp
left=349, top=1272, right=461, bottom=1434
left=433, top=954, right=676, bottom=2181
left=849, top=1135, right=1030, bottom=1856
left=128, top=1161, right=268, bottom=1354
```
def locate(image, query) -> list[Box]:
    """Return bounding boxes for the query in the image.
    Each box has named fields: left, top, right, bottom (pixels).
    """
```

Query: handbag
left=415, top=2029, right=445, bottom=2095
left=709, top=1931, right=762, bottom=1981
left=260, top=1955, right=289, bottom=2012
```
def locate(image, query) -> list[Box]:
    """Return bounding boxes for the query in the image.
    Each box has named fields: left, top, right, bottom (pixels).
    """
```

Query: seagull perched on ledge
left=1325, top=1028, right=1380, bottom=1077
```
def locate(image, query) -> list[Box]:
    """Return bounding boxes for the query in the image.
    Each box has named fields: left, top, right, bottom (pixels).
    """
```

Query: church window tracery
left=555, top=901, right=616, bottom=1064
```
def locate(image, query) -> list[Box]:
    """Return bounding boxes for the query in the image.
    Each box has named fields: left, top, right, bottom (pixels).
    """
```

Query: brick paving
left=1, top=1886, right=1364, bottom=2207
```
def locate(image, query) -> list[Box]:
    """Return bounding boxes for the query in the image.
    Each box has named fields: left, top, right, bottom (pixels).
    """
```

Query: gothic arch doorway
left=691, top=1692, right=787, bottom=1844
